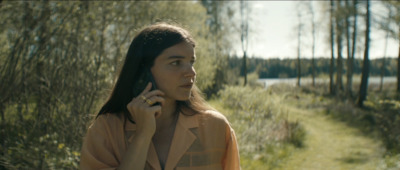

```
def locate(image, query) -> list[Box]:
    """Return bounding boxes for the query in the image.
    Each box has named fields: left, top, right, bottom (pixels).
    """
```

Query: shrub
left=216, top=85, right=305, bottom=168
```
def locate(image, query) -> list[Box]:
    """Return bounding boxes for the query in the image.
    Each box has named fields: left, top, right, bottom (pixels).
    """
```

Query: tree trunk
left=311, top=3, right=316, bottom=87
left=0, top=102, right=4, bottom=124
left=330, top=0, right=336, bottom=95
left=357, top=0, right=370, bottom=107
left=240, top=0, right=248, bottom=86
left=349, top=0, right=358, bottom=97
left=242, top=51, right=247, bottom=86
left=396, top=23, right=400, bottom=93
left=297, top=12, right=302, bottom=87
left=336, top=0, right=343, bottom=92
left=345, top=0, right=352, bottom=97
left=380, top=27, right=390, bottom=91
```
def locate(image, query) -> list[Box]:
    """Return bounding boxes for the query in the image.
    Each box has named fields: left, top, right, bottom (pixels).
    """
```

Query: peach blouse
left=80, top=110, right=240, bottom=170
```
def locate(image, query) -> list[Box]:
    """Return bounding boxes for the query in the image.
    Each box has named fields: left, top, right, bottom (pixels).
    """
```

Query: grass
left=283, top=83, right=400, bottom=169
left=209, top=83, right=400, bottom=169
left=279, top=93, right=385, bottom=170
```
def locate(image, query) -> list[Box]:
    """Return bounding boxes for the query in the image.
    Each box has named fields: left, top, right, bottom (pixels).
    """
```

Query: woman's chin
left=176, top=93, right=192, bottom=101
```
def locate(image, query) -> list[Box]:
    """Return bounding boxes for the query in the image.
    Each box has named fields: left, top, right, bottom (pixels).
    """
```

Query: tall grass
left=300, top=82, right=400, bottom=169
left=211, top=84, right=305, bottom=169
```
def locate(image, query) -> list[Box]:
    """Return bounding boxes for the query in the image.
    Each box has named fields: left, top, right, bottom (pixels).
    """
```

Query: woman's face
left=151, top=41, right=196, bottom=101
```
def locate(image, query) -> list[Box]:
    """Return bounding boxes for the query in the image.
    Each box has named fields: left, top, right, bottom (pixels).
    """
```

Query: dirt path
left=278, top=105, right=385, bottom=170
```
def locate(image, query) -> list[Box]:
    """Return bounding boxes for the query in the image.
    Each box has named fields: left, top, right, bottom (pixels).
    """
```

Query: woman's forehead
left=158, top=42, right=195, bottom=59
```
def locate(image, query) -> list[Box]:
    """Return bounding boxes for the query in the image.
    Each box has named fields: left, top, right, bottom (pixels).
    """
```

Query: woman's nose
left=184, top=65, right=196, bottom=78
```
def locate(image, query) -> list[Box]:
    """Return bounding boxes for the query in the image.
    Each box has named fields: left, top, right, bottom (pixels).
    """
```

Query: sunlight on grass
left=278, top=91, right=389, bottom=170
left=209, top=83, right=399, bottom=170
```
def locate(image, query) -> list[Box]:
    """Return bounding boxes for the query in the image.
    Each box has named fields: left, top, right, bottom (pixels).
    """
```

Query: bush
left=0, top=111, right=88, bottom=169
left=365, top=93, right=400, bottom=153
left=216, top=85, right=305, bottom=169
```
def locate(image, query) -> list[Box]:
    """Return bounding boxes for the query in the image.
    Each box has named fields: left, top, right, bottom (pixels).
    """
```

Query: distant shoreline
left=258, top=76, right=396, bottom=88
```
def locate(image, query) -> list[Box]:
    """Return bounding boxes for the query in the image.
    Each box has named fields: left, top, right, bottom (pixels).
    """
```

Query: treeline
left=229, top=56, right=398, bottom=78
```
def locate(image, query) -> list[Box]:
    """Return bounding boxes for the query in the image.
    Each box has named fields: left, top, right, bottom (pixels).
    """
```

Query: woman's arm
left=80, top=114, right=156, bottom=170
left=80, top=115, right=123, bottom=170
left=117, top=132, right=152, bottom=170
left=119, top=83, right=164, bottom=169
left=81, top=83, right=163, bottom=170
left=223, top=125, right=241, bottom=170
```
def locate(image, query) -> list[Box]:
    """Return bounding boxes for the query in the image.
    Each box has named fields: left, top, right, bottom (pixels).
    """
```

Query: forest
left=1, top=0, right=399, bottom=169
left=229, top=57, right=398, bottom=78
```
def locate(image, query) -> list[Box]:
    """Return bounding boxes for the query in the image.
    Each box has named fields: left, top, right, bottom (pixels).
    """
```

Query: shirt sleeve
left=223, top=124, right=241, bottom=170
left=80, top=116, right=119, bottom=170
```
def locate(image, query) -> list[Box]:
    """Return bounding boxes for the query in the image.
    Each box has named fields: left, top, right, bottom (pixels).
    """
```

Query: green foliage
left=1, top=124, right=81, bottom=169
left=196, top=1, right=239, bottom=97
left=380, top=1, right=400, bottom=40
left=364, top=93, right=400, bottom=153
left=0, top=1, right=237, bottom=169
left=236, top=72, right=264, bottom=88
left=379, top=154, right=400, bottom=169
left=215, top=85, right=306, bottom=169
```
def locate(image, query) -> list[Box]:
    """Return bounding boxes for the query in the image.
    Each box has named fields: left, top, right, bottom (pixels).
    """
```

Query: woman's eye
left=190, top=60, right=196, bottom=66
left=171, top=60, right=180, bottom=66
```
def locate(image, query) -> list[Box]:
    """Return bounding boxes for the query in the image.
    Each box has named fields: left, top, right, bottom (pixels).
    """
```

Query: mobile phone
left=132, top=67, right=159, bottom=106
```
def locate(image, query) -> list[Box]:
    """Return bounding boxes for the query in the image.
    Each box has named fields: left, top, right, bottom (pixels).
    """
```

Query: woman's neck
left=156, top=98, right=178, bottom=131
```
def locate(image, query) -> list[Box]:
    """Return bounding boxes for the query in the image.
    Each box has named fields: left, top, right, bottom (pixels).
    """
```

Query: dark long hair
left=97, top=23, right=213, bottom=121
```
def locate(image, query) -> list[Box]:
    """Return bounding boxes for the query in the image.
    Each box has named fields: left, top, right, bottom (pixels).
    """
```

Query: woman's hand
left=127, top=82, right=165, bottom=138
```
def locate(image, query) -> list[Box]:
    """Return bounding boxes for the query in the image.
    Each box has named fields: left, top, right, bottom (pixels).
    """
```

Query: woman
left=80, top=23, right=240, bottom=170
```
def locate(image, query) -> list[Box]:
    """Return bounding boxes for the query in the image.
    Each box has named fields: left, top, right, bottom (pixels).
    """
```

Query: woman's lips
left=180, top=83, right=193, bottom=89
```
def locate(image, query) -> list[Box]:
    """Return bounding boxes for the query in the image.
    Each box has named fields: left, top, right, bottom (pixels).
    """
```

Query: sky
left=233, top=1, right=398, bottom=60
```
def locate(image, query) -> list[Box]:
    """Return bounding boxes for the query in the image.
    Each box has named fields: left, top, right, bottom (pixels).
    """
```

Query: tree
left=398, top=27, right=400, bottom=92
left=307, top=2, right=316, bottom=87
left=357, top=0, right=370, bottom=107
left=240, top=0, right=249, bottom=86
left=380, top=4, right=393, bottom=91
left=296, top=3, right=304, bottom=87
left=344, top=0, right=353, bottom=97
left=335, top=0, right=344, bottom=92
left=330, top=0, right=336, bottom=95
left=381, top=1, right=400, bottom=92
left=382, top=1, right=400, bottom=92
left=200, top=0, right=238, bottom=96
left=346, top=0, right=358, bottom=97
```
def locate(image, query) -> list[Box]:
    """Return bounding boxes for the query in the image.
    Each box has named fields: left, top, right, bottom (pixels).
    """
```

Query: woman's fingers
left=127, top=82, right=164, bottom=121
left=145, top=96, right=165, bottom=106
left=126, top=81, right=165, bottom=129
left=138, top=82, right=164, bottom=99
left=150, top=105, right=162, bottom=119
left=144, top=89, right=165, bottom=98
left=138, top=82, right=152, bottom=97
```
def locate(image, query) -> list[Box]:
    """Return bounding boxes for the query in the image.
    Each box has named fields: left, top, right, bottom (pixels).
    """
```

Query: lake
left=258, top=76, right=397, bottom=88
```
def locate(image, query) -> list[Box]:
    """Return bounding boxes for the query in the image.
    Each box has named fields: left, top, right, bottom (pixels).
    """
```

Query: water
left=258, top=76, right=397, bottom=88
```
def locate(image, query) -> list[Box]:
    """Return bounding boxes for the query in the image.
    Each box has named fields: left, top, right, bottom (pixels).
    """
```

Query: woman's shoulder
left=96, top=113, right=124, bottom=122
left=201, top=109, right=228, bottom=119
left=89, top=113, right=125, bottom=131
left=197, top=110, right=231, bottom=126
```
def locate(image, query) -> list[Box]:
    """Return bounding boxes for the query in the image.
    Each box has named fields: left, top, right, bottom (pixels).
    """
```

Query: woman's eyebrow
left=167, top=56, right=185, bottom=59
left=167, top=56, right=195, bottom=60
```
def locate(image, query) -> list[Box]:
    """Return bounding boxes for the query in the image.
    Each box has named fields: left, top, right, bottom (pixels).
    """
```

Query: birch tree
left=330, top=0, right=336, bottom=95
left=357, top=0, right=371, bottom=107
